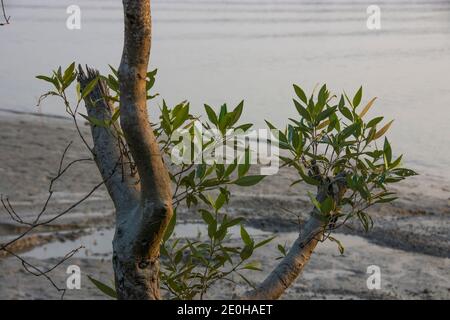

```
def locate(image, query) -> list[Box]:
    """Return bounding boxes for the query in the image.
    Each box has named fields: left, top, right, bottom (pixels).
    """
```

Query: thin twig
left=2, top=246, right=83, bottom=299
left=0, top=0, right=10, bottom=25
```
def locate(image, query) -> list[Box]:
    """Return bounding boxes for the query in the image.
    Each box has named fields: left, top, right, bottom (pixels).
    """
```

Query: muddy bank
left=0, top=231, right=448, bottom=300
left=0, top=111, right=449, bottom=299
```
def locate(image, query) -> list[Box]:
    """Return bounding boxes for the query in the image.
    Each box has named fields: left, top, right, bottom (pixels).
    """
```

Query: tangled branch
left=0, top=139, right=116, bottom=299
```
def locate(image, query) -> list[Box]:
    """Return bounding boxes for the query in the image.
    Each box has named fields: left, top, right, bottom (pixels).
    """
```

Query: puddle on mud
left=22, top=223, right=271, bottom=260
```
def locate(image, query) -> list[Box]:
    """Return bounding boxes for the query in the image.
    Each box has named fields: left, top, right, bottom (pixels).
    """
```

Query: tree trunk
left=242, top=175, right=347, bottom=300
left=80, top=0, right=173, bottom=300
left=242, top=214, right=324, bottom=299
left=114, top=0, right=173, bottom=300
left=79, top=0, right=348, bottom=301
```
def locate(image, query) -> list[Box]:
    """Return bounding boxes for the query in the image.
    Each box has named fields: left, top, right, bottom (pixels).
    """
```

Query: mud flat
left=0, top=226, right=448, bottom=300
left=0, top=111, right=449, bottom=299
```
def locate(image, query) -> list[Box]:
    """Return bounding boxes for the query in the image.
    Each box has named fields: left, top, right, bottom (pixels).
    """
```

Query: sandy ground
left=0, top=110, right=449, bottom=300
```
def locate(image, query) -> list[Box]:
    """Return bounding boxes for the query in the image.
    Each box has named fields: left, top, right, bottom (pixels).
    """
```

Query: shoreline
left=0, top=111, right=449, bottom=299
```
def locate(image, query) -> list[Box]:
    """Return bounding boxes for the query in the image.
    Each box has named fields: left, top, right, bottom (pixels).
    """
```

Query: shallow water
left=1, top=0, right=449, bottom=182
left=23, top=223, right=270, bottom=259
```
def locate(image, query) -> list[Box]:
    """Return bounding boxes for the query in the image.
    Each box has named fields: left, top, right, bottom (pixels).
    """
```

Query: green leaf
left=204, top=104, right=218, bottom=125
left=147, top=68, right=158, bottom=78
left=111, top=108, right=120, bottom=123
left=240, top=244, right=254, bottom=260
left=339, top=105, right=354, bottom=122
left=215, top=192, right=227, bottom=211
left=240, top=225, right=253, bottom=247
left=340, top=123, right=359, bottom=140
left=196, top=163, right=206, bottom=179
left=223, top=217, right=244, bottom=229
left=54, top=66, right=63, bottom=83
left=36, top=75, right=55, bottom=83
left=201, top=178, right=221, bottom=188
left=229, top=100, right=244, bottom=127
left=277, top=244, right=287, bottom=256
left=208, top=221, right=217, bottom=239
left=317, top=84, right=328, bottom=106
left=328, top=236, right=345, bottom=255
left=237, top=272, right=255, bottom=288
left=63, top=62, right=76, bottom=83
left=108, top=64, right=118, bottom=77
left=105, top=75, right=119, bottom=93
left=242, top=262, right=262, bottom=271
left=293, top=84, right=308, bottom=104
left=353, top=86, right=363, bottom=108
left=76, top=82, right=81, bottom=101
left=237, top=149, right=251, bottom=178
left=163, top=211, right=177, bottom=242
left=79, top=113, right=108, bottom=128
left=293, top=99, right=311, bottom=122
left=366, top=116, right=384, bottom=128
left=265, top=120, right=276, bottom=130
left=254, top=236, right=276, bottom=249
left=357, top=211, right=373, bottom=232
left=320, top=196, right=333, bottom=214
left=224, top=162, right=237, bottom=178
left=201, top=209, right=215, bottom=225
left=389, top=154, right=403, bottom=169
left=36, top=75, right=60, bottom=91
left=233, top=175, right=265, bottom=186
left=308, top=192, right=322, bottom=211
left=219, top=104, right=227, bottom=123
left=392, top=168, right=418, bottom=177
left=235, top=123, right=253, bottom=132
left=317, top=106, right=337, bottom=123
left=374, top=197, right=398, bottom=204
left=172, top=103, right=189, bottom=130
left=298, top=168, right=320, bottom=186
left=87, top=276, right=117, bottom=299
left=338, top=94, right=345, bottom=108
left=383, top=138, right=392, bottom=165
left=80, top=76, right=99, bottom=100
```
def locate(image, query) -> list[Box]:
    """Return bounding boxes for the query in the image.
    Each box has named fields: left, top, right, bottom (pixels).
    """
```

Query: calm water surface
left=1, top=0, right=450, bottom=183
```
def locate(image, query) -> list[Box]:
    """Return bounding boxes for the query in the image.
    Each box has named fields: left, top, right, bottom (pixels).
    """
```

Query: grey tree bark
left=80, top=0, right=173, bottom=300
left=114, top=0, right=173, bottom=300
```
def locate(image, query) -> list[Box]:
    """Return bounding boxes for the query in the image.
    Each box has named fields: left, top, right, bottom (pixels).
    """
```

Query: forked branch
left=243, top=173, right=348, bottom=299
left=78, top=66, right=140, bottom=212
